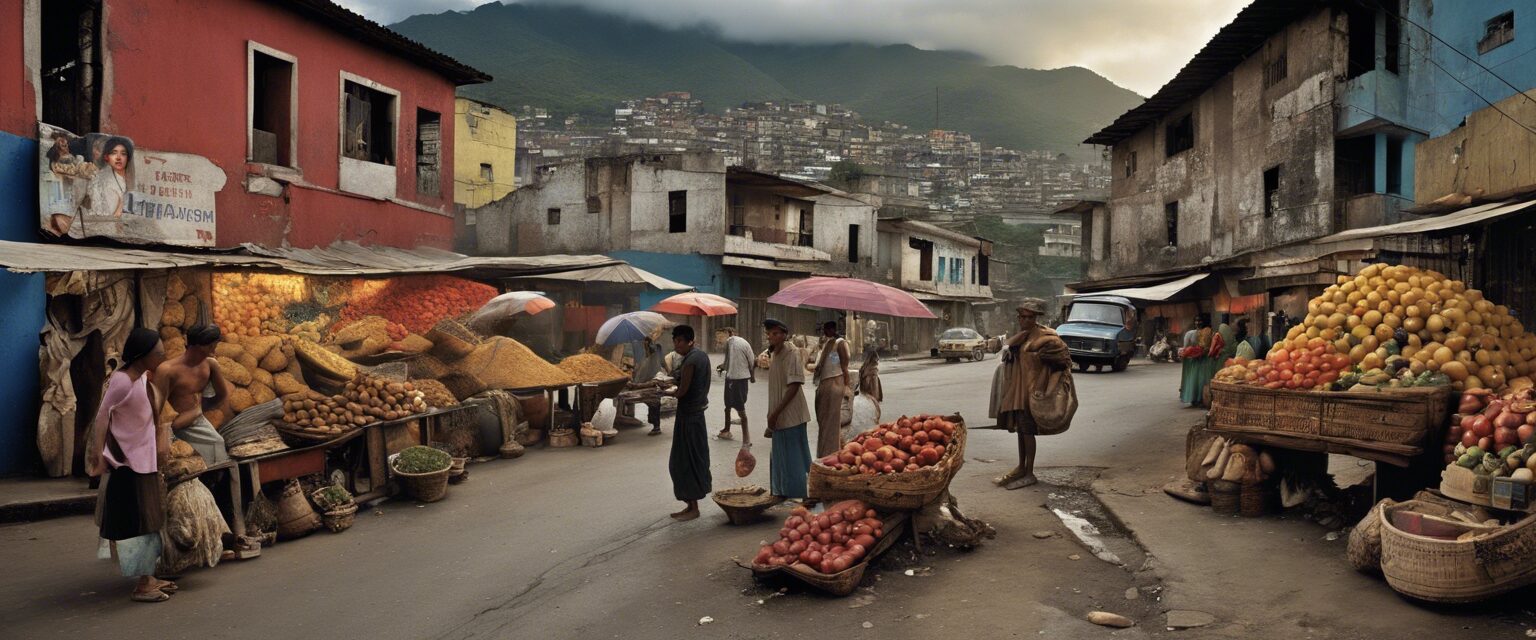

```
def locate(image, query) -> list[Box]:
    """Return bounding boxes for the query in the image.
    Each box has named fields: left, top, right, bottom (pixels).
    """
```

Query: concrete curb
left=0, top=495, right=96, bottom=524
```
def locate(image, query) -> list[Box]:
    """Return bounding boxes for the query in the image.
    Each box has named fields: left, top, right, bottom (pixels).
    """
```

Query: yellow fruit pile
left=1286, top=264, right=1531, bottom=390
left=213, top=273, right=307, bottom=339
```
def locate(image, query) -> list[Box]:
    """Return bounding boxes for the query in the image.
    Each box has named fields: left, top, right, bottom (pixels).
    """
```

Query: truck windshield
left=1067, top=302, right=1125, bottom=325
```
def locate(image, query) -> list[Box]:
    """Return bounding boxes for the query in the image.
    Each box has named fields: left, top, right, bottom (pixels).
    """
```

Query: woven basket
left=712, top=486, right=785, bottom=525
left=392, top=463, right=450, bottom=503
left=1379, top=500, right=1536, bottom=603
left=1239, top=482, right=1277, bottom=518
left=548, top=429, right=578, bottom=448
left=322, top=503, right=358, bottom=533
left=807, top=414, right=967, bottom=510
left=740, top=511, right=909, bottom=597
left=1348, top=498, right=1396, bottom=574
left=275, top=479, right=320, bottom=540
left=499, top=441, right=526, bottom=459
left=1209, top=480, right=1240, bottom=516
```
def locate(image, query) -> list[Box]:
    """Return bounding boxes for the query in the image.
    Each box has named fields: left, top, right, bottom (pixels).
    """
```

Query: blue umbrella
left=596, top=311, right=672, bottom=347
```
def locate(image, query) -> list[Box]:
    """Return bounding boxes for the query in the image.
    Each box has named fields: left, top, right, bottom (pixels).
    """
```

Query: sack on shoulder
left=1030, top=366, right=1078, bottom=435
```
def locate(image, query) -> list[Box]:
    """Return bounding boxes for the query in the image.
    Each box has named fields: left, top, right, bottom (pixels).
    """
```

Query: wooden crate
left=1320, top=386, right=1450, bottom=446
left=1207, top=382, right=1451, bottom=467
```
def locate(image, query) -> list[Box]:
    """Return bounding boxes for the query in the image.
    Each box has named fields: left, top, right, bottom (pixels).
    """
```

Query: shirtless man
left=155, top=324, right=230, bottom=465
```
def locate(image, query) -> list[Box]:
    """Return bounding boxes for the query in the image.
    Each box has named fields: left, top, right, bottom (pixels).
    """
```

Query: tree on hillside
left=826, top=160, right=866, bottom=190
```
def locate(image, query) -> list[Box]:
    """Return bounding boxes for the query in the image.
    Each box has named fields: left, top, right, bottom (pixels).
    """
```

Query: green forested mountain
left=392, top=3, right=1144, bottom=152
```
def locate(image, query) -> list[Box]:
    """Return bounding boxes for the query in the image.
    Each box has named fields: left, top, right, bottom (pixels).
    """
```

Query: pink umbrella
left=649, top=292, right=739, bottom=316
left=767, top=277, right=937, bottom=319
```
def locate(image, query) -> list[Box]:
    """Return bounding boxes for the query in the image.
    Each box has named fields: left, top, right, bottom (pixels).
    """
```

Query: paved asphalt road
left=6, top=355, right=1520, bottom=639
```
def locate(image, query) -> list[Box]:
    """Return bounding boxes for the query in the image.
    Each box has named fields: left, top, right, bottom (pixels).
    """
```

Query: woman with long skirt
left=87, top=328, right=174, bottom=603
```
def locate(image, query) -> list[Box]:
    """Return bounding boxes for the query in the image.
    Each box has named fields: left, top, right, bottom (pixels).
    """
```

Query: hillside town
left=2, top=1, right=1536, bottom=639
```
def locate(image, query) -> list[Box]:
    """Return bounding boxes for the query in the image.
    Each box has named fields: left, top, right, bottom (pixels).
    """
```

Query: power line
left=1373, top=1, right=1536, bottom=108
left=1400, top=37, right=1536, bottom=138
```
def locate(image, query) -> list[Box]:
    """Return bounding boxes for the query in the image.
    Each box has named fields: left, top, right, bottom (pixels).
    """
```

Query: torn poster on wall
left=39, top=123, right=226, bottom=247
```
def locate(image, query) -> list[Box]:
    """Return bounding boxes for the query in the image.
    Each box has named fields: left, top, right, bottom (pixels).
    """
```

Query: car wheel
left=1076, top=360, right=1090, bottom=373
left=972, top=347, right=985, bottom=362
left=1112, top=354, right=1130, bottom=372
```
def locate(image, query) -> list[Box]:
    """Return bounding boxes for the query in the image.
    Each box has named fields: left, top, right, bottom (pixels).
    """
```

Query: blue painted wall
left=0, top=131, right=46, bottom=475
left=1404, top=0, right=1536, bottom=137
left=607, top=250, right=725, bottom=309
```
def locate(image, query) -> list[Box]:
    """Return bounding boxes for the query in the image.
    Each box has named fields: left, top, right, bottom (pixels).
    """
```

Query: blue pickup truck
left=1057, top=295, right=1138, bottom=372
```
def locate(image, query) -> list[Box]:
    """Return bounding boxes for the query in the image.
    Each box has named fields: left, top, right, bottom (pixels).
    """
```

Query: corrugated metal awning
left=519, top=264, right=694, bottom=290
left=0, top=239, right=622, bottom=279
left=1072, top=273, right=1210, bottom=302
left=1310, top=200, right=1536, bottom=244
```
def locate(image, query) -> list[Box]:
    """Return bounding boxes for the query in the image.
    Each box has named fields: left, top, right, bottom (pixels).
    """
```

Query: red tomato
left=1272, top=349, right=1291, bottom=363
left=1285, top=379, right=1300, bottom=389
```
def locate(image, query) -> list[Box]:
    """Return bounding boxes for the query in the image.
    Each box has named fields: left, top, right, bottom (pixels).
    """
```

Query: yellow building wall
left=454, top=97, right=518, bottom=208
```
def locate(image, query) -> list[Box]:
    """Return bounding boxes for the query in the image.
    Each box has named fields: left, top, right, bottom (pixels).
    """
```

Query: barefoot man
left=156, top=324, right=230, bottom=465
left=664, top=325, right=712, bottom=521
left=993, top=299, right=1070, bottom=490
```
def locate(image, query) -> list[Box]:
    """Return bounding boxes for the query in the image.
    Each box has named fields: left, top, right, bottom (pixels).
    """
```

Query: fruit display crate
left=1206, top=382, right=1452, bottom=467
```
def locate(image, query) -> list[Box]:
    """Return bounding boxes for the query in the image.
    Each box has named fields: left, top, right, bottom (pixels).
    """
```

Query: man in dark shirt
left=665, top=325, right=713, bottom=520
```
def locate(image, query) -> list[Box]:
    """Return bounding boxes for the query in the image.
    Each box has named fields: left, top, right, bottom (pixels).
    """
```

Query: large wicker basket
left=1379, top=500, right=1536, bottom=602
left=712, top=486, right=785, bottom=525
left=275, top=479, right=320, bottom=540
left=739, top=511, right=909, bottom=596
left=807, top=414, right=967, bottom=510
left=392, top=463, right=450, bottom=503
left=322, top=503, right=358, bottom=533
left=1209, top=480, right=1240, bottom=516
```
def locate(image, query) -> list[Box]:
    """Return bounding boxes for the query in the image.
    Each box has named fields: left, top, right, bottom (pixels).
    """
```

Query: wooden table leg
left=228, top=463, right=246, bottom=537
left=367, top=425, right=388, bottom=496
left=910, top=516, right=923, bottom=554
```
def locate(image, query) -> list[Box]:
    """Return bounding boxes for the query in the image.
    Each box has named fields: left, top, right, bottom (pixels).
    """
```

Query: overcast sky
left=339, top=0, right=1249, bottom=96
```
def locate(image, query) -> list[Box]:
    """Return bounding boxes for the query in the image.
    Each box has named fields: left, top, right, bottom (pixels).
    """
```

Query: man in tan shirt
left=762, top=318, right=812, bottom=500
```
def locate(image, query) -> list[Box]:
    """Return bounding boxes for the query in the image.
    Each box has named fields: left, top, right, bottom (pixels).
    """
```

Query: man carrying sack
left=991, top=299, right=1075, bottom=490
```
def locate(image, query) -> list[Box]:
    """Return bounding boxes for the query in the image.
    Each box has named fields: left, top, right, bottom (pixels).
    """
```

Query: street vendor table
left=1204, top=382, right=1452, bottom=500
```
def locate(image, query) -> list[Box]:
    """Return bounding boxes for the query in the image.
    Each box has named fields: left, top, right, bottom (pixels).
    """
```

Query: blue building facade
left=0, top=131, right=47, bottom=475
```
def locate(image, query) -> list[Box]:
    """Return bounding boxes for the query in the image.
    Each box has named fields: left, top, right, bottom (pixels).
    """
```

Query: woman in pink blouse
left=86, top=327, right=173, bottom=602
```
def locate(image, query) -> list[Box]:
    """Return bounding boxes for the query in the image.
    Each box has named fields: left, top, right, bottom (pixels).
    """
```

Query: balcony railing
left=728, top=224, right=812, bottom=247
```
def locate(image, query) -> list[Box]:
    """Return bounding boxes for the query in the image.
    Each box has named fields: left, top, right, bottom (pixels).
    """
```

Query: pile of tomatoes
left=1219, top=337, right=1351, bottom=391
left=753, top=500, right=885, bottom=575
left=818, top=415, right=958, bottom=474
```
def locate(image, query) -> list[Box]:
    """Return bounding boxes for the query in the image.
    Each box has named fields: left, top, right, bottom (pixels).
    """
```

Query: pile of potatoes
left=159, top=273, right=208, bottom=359
left=280, top=375, right=428, bottom=437
left=211, top=334, right=309, bottom=426
left=1285, top=264, right=1533, bottom=391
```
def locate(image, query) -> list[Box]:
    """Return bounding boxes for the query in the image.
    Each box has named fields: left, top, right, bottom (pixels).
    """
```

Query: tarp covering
left=1073, top=272, right=1210, bottom=302
left=523, top=264, right=694, bottom=290
left=0, top=239, right=622, bottom=279
left=1311, top=200, right=1536, bottom=244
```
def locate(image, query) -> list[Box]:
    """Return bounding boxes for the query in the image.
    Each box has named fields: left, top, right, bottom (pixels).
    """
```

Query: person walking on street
left=992, top=299, right=1071, bottom=490
left=87, top=327, right=176, bottom=603
left=811, top=321, right=850, bottom=457
left=762, top=318, right=813, bottom=501
left=664, top=325, right=712, bottom=521
left=156, top=324, right=230, bottom=465
left=717, top=327, right=755, bottom=443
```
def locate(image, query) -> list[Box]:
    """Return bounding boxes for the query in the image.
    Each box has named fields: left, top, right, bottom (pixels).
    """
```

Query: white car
left=932, top=327, right=988, bottom=362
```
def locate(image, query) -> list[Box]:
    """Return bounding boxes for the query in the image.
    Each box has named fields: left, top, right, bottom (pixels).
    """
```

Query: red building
left=1, top=0, right=489, bottom=250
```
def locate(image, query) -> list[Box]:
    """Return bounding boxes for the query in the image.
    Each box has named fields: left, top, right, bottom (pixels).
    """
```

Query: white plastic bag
left=590, top=398, right=617, bottom=431
left=846, top=395, right=881, bottom=441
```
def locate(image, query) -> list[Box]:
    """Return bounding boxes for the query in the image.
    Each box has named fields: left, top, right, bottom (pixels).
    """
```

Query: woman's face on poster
left=51, top=136, right=69, bottom=152
left=105, top=144, right=128, bottom=172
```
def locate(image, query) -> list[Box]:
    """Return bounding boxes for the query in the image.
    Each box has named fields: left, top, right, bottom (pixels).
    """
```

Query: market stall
left=1188, top=262, right=1536, bottom=603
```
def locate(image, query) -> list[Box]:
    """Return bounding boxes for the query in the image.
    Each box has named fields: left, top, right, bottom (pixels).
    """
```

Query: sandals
left=715, top=430, right=734, bottom=440
left=131, top=589, right=170, bottom=603
left=154, top=579, right=179, bottom=594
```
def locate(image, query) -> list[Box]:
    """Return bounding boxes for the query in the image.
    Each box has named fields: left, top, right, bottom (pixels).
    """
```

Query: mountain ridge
left=392, top=2, right=1144, bottom=152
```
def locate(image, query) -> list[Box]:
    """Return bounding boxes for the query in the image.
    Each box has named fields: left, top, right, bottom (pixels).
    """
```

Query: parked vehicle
left=931, top=327, right=988, bottom=362
left=1057, top=295, right=1137, bottom=372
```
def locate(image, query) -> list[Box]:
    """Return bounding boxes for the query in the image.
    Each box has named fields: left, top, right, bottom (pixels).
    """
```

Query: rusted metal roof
left=726, top=166, right=832, bottom=199
left=276, top=0, right=491, bottom=85
left=1084, top=0, right=1330, bottom=146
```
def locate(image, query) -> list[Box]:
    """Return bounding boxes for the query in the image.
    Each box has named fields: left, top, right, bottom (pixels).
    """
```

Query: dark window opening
left=586, top=196, right=602, bottom=213
left=728, top=194, right=746, bottom=235
left=1386, top=137, right=1403, bottom=195
left=1384, top=1, right=1403, bottom=73
left=1480, top=11, right=1515, bottom=54
left=979, top=255, right=990, bottom=286
left=912, top=237, right=934, bottom=281
left=479, top=163, right=493, bottom=181
left=848, top=224, right=860, bottom=263
left=41, top=0, right=101, bottom=134
left=1335, top=136, right=1377, bottom=197
left=1123, top=150, right=1138, bottom=177
left=251, top=50, right=293, bottom=166
left=415, top=108, right=440, bottom=196
left=668, top=190, right=687, bottom=233
left=1347, top=5, right=1376, bottom=79
left=343, top=80, right=395, bottom=165
left=1165, top=114, right=1193, bottom=157
left=797, top=208, right=814, bottom=247
left=1263, top=166, right=1281, bottom=217
left=1263, top=51, right=1288, bottom=88
left=547, top=207, right=561, bottom=225
left=1164, top=201, right=1179, bottom=247
left=970, top=257, right=977, bottom=284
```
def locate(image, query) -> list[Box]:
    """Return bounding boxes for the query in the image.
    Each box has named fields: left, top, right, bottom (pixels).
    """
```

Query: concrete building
left=454, top=98, right=517, bottom=209
left=1073, top=0, right=1536, bottom=334
left=466, top=152, right=881, bottom=345
left=875, top=218, right=998, bottom=347
left=0, top=0, right=488, bottom=475
left=1039, top=223, right=1083, bottom=258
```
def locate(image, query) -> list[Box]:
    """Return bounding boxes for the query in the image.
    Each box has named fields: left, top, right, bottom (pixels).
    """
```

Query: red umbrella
left=649, top=292, right=739, bottom=316
left=767, top=277, right=937, bottom=319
